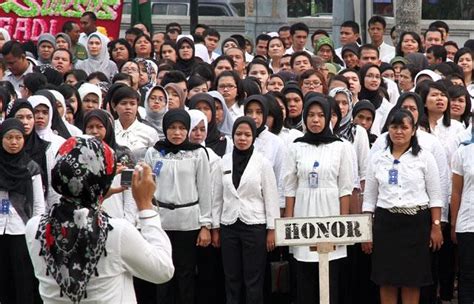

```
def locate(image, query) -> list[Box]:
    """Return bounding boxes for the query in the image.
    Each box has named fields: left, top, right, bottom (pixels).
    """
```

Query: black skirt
left=371, top=207, right=432, bottom=287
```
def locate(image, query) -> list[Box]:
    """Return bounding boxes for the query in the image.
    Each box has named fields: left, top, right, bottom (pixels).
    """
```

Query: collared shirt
left=212, top=151, right=280, bottom=229
left=3, top=61, right=34, bottom=92
left=285, top=46, right=314, bottom=56
left=429, top=117, right=465, bottom=163
left=451, top=144, right=474, bottom=232
left=363, top=148, right=443, bottom=212
left=228, top=103, right=244, bottom=121
left=371, top=98, right=394, bottom=136
left=379, top=41, right=396, bottom=63
left=115, top=119, right=160, bottom=154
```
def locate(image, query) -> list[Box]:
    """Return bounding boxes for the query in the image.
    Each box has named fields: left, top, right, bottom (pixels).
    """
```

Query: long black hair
left=385, top=109, right=421, bottom=156
left=448, top=85, right=472, bottom=127
left=419, top=80, right=451, bottom=131
left=264, top=93, right=284, bottom=135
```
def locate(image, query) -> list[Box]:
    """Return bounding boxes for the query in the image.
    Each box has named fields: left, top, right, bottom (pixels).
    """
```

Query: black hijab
left=243, top=95, right=268, bottom=136
left=0, top=118, right=34, bottom=223
left=294, top=95, right=342, bottom=146
left=352, top=99, right=378, bottom=146
left=282, top=82, right=304, bottom=131
left=188, top=93, right=228, bottom=157
left=174, top=37, right=196, bottom=77
left=358, top=64, right=384, bottom=109
left=6, top=100, right=49, bottom=192
left=36, top=89, right=72, bottom=139
left=232, top=117, right=256, bottom=189
left=83, top=109, right=135, bottom=167
left=154, top=109, right=203, bottom=155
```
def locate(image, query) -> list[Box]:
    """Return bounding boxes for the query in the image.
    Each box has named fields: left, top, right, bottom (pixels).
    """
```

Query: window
left=422, top=0, right=474, bottom=20
left=152, top=3, right=187, bottom=15
left=287, top=0, right=332, bottom=17
left=152, top=4, right=168, bottom=15
left=199, top=4, right=230, bottom=16
left=373, top=0, right=393, bottom=17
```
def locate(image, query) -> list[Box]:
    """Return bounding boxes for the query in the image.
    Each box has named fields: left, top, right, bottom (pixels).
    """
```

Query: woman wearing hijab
left=83, top=109, right=136, bottom=219
left=211, top=117, right=279, bottom=304
left=49, top=89, right=83, bottom=136
left=450, top=123, right=474, bottom=303
left=35, top=89, right=72, bottom=139
left=27, top=95, right=66, bottom=147
left=75, top=34, right=118, bottom=80
left=188, top=93, right=232, bottom=157
left=25, top=136, right=174, bottom=303
left=283, top=94, right=354, bottom=304
left=0, top=118, right=45, bottom=304
left=208, top=90, right=234, bottom=137
left=362, top=109, right=443, bottom=304
left=145, top=109, right=212, bottom=304
left=144, top=85, right=168, bottom=139
left=164, top=83, right=186, bottom=110
left=265, top=92, right=304, bottom=145
left=6, top=100, right=63, bottom=210
left=0, top=28, right=11, bottom=55
left=174, top=36, right=197, bottom=78
left=282, top=82, right=305, bottom=131
left=358, top=64, right=394, bottom=136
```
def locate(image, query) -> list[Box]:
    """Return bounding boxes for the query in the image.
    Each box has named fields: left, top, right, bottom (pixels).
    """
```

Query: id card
left=308, top=172, right=318, bottom=188
left=388, top=169, right=398, bottom=185
left=1, top=199, right=10, bottom=215
left=153, top=161, right=163, bottom=176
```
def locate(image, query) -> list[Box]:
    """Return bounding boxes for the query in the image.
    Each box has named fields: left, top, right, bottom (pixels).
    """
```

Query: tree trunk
left=395, top=0, right=422, bottom=34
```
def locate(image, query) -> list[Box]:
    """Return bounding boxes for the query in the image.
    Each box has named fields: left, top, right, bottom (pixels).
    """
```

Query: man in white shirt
left=285, top=22, right=313, bottom=56
left=335, top=21, right=360, bottom=60
left=203, top=28, right=221, bottom=62
left=1, top=41, right=35, bottom=91
left=368, top=16, right=395, bottom=63
left=78, top=11, right=110, bottom=48
left=278, top=25, right=292, bottom=50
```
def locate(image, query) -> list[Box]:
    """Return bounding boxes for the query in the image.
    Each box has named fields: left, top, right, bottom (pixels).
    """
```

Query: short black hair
left=427, top=45, right=447, bottom=62
left=328, top=74, right=350, bottom=88
left=368, top=15, right=387, bottom=29
left=341, top=21, right=360, bottom=34
left=125, top=27, right=144, bottom=37
left=166, top=22, right=182, bottom=34
left=23, top=72, right=47, bottom=94
left=111, top=86, right=140, bottom=106
left=1, top=40, right=25, bottom=57
left=52, top=48, right=73, bottom=64
left=429, top=20, right=450, bottom=35
left=203, top=28, right=220, bottom=40
left=359, top=43, right=380, bottom=58
left=311, top=30, right=329, bottom=44
left=424, top=27, right=444, bottom=39
left=63, top=69, right=88, bottom=84
left=112, top=73, right=132, bottom=84
left=278, top=25, right=290, bottom=33
left=290, top=51, right=312, bottom=68
left=443, top=40, right=458, bottom=49
left=86, top=72, right=109, bottom=83
left=290, top=23, right=309, bottom=36
left=193, top=23, right=209, bottom=34
left=385, top=109, right=421, bottom=156
left=448, top=85, right=471, bottom=127
left=62, top=21, right=77, bottom=33
left=161, top=70, right=187, bottom=87
left=255, top=34, right=271, bottom=45
left=82, top=11, right=97, bottom=21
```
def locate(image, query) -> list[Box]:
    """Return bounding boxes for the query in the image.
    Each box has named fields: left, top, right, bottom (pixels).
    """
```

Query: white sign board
left=275, top=214, right=373, bottom=246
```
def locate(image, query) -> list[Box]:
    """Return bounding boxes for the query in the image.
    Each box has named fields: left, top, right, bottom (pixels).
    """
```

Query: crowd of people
left=0, top=9, right=473, bottom=304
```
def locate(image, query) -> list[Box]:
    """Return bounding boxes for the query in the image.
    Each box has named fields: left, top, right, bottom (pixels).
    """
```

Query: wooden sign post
left=275, top=214, right=373, bottom=304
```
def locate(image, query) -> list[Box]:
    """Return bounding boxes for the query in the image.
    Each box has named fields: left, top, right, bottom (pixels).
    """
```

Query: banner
left=0, top=0, right=124, bottom=42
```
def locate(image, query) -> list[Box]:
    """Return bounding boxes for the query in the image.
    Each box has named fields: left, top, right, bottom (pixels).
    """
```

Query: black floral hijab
left=36, top=136, right=116, bottom=303
left=294, top=95, right=342, bottom=146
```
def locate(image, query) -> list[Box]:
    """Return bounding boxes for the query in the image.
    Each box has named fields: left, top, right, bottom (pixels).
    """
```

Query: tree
left=395, top=0, right=421, bottom=34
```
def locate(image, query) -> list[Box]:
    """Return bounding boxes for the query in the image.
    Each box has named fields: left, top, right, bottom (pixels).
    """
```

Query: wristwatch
left=202, top=224, right=212, bottom=230
left=432, top=219, right=441, bottom=226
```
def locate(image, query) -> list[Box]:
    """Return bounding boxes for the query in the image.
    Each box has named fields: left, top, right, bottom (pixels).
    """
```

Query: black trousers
left=196, top=246, right=226, bottom=304
left=296, top=259, right=341, bottom=304
left=221, top=220, right=267, bottom=304
left=457, top=232, right=474, bottom=304
left=157, top=230, right=199, bottom=304
left=0, top=234, right=41, bottom=304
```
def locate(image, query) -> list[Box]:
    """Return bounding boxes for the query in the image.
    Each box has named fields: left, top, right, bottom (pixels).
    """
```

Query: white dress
left=283, top=141, right=354, bottom=262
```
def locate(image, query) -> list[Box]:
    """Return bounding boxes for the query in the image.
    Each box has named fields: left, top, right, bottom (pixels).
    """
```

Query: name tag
left=308, top=172, right=318, bottom=188
left=223, top=170, right=231, bottom=175
left=1, top=199, right=10, bottom=215
left=388, top=169, right=398, bottom=185
left=153, top=161, right=163, bottom=176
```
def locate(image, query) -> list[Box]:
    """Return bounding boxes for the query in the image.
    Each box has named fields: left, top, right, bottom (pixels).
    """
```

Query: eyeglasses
left=149, top=96, right=166, bottom=104
left=302, top=80, right=322, bottom=87
left=218, top=84, right=237, bottom=90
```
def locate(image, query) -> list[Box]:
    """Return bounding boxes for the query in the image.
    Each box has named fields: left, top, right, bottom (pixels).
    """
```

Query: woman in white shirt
left=0, top=119, right=45, bottom=304
left=112, top=86, right=160, bottom=156
left=450, top=128, right=474, bottom=303
left=25, top=136, right=174, bottom=303
left=362, top=109, right=444, bottom=304
left=145, top=109, right=212, bottom=304
left=212, top=116, right=279, bottom=304
left=283, top=95, right=353, bottom=304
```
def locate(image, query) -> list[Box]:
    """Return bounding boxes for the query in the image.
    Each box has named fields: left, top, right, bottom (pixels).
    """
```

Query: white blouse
left=451, top=144, right=474, bottom=233
left=429, top=118, right=465, bottom=163
left=145, top=147, right=212, bottom=231
left=371, top=98, right=394, bottom=136
left=115, top=119, right=160, bottom=154
left=363, top=148, right=443, bottom=212
left=351, top=124, right=370, bottom=182
left=25, top=210, right=174, bottom=304
left=0, top=174, right=45, bottom=235
left=212, top=151, right=280, bottom=229
left=278, top=127, right=304, bottom=146
left=283, top=141, right=354, bottom=262
left=228, top=103, right=244, bottom=121
left=370, top=130, right=450, bottom=221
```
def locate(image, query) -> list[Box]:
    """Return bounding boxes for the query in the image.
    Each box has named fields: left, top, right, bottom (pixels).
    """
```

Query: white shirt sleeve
left=353, top=125, right=370, bottom=181
left=338, top=143, right=355, bottom=197
left=211, top=161, right=224, bottom=229
left=196, top=149, right=212, bottom=226
left=261, top=159, right=280, bottom=229
left=423, top=151, right=443, bottom=208
left=283, top=145, right=298, bottom=198
left=362, top=153, right=379, bottom=213
left=32, top=174, right=45, bottom=216
left=120, top=210, right=174, bottom=284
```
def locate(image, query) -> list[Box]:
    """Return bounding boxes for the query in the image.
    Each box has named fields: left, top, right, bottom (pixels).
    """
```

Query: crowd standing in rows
left=0, top=10, right=473, bottom=304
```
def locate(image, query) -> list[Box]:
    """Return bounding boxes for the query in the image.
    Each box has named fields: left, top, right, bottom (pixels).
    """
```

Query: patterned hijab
left=36, top=136, right=116, bottom=303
